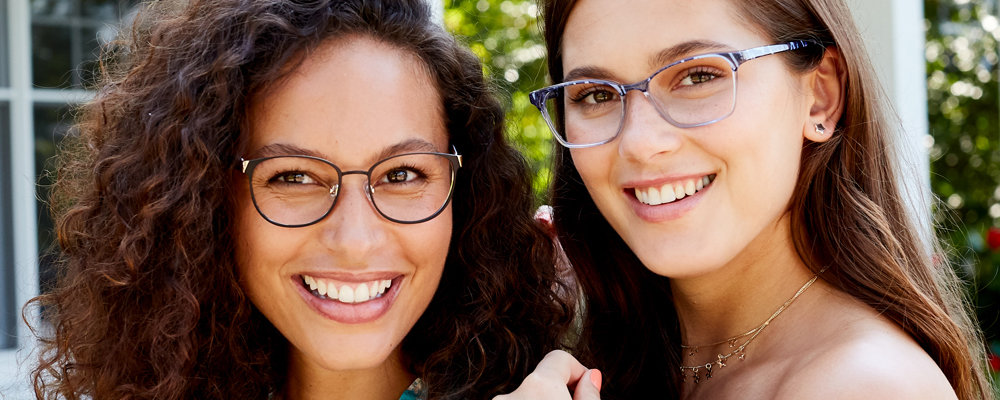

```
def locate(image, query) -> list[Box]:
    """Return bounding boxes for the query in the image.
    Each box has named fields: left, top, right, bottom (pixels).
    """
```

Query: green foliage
left=925, top=0, right=1000, bottom=353
left=443, top=0, right=553, bottom=201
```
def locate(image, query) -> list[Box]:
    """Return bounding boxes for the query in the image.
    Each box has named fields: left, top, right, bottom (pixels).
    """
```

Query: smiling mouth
left=633, top=174, right=716, bottom=206
left=300, top=274, right=397, bottom=304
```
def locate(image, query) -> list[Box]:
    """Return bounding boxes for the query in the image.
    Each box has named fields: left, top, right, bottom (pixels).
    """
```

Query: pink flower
left=988, top=227, right=1000, bottom=252
left=989, top=353, right=1000, bottom=372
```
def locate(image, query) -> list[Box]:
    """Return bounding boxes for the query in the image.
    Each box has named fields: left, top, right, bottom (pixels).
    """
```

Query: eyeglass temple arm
left=734, top=40, right=812, bottom=64
left=450, top=145, right=463, bottom=168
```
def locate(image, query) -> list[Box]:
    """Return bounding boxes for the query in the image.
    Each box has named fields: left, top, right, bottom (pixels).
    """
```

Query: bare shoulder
left=774, top=295, right=957, bottom=399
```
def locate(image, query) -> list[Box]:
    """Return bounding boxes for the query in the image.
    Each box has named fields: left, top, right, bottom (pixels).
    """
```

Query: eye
left=569, top=84, right=620, bottom=105
left=271, top=171, right=316, bottom=185
left=386, top=169, right=411, bottom=183
left=677, top=67, right=723, bottom=86
left=381, top=167, right=423, bottom=184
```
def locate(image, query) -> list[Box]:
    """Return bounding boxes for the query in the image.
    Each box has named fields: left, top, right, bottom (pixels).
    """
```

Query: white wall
left=847, top=0, right=933, bottom=248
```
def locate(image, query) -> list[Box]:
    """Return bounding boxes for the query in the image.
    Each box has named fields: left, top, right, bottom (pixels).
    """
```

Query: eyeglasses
left=529, top=41, right=815, bottom=148
left=240, top=147, right=462, bottom=227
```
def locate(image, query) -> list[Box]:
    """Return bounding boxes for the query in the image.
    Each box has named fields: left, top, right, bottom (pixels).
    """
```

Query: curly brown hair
left=28, top=0, right=574, bottom=398
left=542, top=0, right=992, bottom=399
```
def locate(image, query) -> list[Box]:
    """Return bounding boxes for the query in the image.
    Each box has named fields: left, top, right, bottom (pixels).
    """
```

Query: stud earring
left=815, top=123, right=827, bottom=135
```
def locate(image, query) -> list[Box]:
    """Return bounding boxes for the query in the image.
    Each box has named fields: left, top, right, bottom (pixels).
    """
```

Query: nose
left=317, top=175, right=385, bottom=264
left=617, top=89, right=683, bottom=162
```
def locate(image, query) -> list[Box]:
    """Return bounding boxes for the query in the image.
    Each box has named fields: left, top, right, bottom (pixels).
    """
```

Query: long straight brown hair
left=543, top=0, right=993, bottom=399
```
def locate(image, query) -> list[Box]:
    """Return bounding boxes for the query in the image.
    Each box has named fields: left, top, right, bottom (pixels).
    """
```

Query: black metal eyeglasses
left=240, top=147, right=462, bottom=227
left=529, top=41, right=815, bottom=148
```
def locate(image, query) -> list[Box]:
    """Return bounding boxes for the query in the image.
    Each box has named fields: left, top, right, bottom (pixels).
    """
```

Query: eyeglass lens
left=543, top=54, right=737, bottom=146
left=248, top=153, right=456, bottom=226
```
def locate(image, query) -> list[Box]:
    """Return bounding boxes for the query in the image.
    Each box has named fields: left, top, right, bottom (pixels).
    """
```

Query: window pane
left=0, top=103, right=14, bottom=349
left=35, top=104, right=73, bottom=295
left=31, top=0, right=74, bottom=18
left=31, top=24, right=74, bottom=88
left=32, top=0, right=139, bottom=88
left=79, top=26, right=103, bottom=87
left=81, top=0, right=123, bottom=19
left=0, top=0, right=9, bottom=87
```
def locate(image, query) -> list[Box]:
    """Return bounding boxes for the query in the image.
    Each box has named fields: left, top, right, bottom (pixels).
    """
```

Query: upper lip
left=295, top=270, right=404, bottom=282
left=623, top=172, right=715, bottom=189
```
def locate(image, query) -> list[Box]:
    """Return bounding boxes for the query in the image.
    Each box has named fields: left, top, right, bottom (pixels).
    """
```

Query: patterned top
left=399, top=378, right=427, bottom=400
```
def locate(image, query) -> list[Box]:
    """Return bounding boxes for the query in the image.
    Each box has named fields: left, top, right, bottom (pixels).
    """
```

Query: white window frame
left=1, top=0, right=94, bottom=396
left=1, top=0, right=40, bottom=397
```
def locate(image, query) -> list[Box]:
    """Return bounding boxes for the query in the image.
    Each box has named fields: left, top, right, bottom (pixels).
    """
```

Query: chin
left=292, top=329, right=405, bottom=372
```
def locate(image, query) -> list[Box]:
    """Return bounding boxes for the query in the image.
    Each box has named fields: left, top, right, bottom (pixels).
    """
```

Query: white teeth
left=662, top=186, right=676, bottom=203
left=673, top=183, right=686, bottom=200
left=301, top=275, right=394, bottom=304
left=634, top=175, right=714, bottom=206
left=317, top=279, right=328, bottom=297
left=355, top=283, right=370, bottom=302
left=327, top=283, right=339, bottom=300
left=339, top=285, right=355, bottom=303
left=648, top=187, right=661, bottom=205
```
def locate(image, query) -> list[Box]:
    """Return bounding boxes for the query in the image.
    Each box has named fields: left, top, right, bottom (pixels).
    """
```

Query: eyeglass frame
left=529, top=40, right=816, bottom=148
left=239, top=146, right=463, bottom=228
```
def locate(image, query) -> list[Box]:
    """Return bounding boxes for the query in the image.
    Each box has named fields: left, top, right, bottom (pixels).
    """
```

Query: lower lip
left=627, top=184, right=709, bottom=222
left=295, top=277, right=402, bottom=324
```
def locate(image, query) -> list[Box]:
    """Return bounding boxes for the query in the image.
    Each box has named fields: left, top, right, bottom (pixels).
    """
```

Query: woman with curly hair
left=28, top=0, right=573, bottom=399
left=500, top=0, right=993, bottom=399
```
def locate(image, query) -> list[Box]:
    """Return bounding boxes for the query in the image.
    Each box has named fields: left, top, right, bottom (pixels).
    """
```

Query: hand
left=494, top=350, right=602, bottom=400
left=534, top=205, right=556, bottom=237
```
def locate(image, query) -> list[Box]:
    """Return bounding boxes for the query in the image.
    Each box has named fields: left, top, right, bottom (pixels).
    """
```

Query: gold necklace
left=679, top=273, right=821, bottom=384
left=680, top=326, right=760, bottom=357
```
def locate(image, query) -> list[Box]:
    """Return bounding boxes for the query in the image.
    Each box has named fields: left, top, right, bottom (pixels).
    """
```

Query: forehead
left=561, top=0, right=767, bottom=78
left=245, top=35, right=447, bottom=163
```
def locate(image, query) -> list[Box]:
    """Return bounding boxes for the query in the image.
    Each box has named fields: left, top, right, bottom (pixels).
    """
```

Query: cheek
left=232, top=185, right=295, bottom=299
left=570, top=149, right=615, bottom=196
left=234, top=183, right=267, bottom=262
left=406, top=210, right=451, bottom=275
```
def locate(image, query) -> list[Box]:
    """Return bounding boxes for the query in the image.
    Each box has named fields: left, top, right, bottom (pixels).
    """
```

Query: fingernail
left=589, top=368, right=602, bottom=391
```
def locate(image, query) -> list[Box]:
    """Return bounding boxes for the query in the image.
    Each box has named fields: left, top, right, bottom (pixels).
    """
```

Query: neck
left=281, top=347, right=415, bottom=400
left=670, top=213, right=815, bottom=347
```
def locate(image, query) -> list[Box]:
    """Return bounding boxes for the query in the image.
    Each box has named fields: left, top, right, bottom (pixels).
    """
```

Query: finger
left=535, top=350, right=590, bottom=387
left=572, top=369, right=602, bottom=400
left=534, top=205, right=556, bottom=236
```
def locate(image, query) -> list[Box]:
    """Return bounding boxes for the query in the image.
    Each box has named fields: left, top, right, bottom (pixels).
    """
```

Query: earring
left=815, top=123, right=827, bottom=135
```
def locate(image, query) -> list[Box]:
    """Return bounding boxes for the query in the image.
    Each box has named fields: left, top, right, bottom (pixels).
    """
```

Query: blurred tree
left=443, top=0, right=552, bottom=200
left=925, top=0, right=1000, bottom=375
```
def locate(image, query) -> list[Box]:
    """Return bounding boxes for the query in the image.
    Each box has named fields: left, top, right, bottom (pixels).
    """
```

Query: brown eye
left=684, top=73, right=715, bottom=84
left=590, top=90, right=614, bottom=103
left=386, top=169, right=410, bottom=183
left=274, top=172, right=315, bottom=184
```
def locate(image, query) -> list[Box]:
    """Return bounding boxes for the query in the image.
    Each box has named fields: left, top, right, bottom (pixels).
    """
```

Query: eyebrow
left=651, top=40, right=732, bottom=69
left=246, top=138, right=441, bottom=162
left=562, top=39, right=734, bottom=82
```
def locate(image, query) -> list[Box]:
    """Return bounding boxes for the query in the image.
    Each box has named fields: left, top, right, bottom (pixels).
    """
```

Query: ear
left=802, top=47, right=847, bottom=143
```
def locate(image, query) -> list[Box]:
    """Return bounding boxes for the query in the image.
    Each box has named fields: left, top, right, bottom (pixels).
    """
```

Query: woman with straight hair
left=499, top=0, right=994, bottom=398
left=28, top=0, right=573, bottom=398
